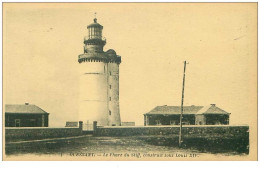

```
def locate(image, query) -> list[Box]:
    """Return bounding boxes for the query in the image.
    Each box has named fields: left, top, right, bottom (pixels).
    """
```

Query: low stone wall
left=5, top=121, right=83, bottom=142
left=94, top=125, right=249, bottom=137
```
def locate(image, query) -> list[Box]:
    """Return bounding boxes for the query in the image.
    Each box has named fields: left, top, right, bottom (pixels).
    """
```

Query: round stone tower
left=78, top=18, right=121, bottom=128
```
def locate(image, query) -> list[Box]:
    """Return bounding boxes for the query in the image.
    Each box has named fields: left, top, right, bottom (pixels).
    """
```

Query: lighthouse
left=78, top=17, right=121, bottom=128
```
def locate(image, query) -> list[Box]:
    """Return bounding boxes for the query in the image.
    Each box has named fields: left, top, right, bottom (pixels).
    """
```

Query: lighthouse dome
left=87, top=18, right=103, bottom=29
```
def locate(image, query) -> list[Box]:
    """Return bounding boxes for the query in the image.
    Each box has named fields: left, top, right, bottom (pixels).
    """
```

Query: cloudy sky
left=3, top=3, right=257, bottom=127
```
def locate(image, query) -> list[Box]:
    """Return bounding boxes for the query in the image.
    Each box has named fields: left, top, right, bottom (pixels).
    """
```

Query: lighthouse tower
left=78, top=18, right=121, bottom=128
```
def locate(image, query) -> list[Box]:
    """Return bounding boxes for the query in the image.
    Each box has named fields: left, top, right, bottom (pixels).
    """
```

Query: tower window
left=109, top=71, right=111, bottom=76
left=109, top=97, right=111, bottom=101
left=109, top=85, right=111, bottom=89
left=109, top=110, right=111, bottom=115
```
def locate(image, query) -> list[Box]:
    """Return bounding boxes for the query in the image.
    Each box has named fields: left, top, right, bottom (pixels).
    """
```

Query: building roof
left=196, top=105, right=212, bottom=114
left=5, top=104, right=49, bottom=114
left=203, top=105, right=230, bottom=114
left=145, top=104, right=230, bottom=115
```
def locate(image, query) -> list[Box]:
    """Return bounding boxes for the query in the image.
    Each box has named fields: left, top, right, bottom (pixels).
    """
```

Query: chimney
left=25, top=103, right=29, bottom=105
left=210, top=104, right=216, bottom=106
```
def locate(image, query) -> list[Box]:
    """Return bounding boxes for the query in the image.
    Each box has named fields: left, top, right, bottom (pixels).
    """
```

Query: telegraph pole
left=179, top=61, right=187, bottom=147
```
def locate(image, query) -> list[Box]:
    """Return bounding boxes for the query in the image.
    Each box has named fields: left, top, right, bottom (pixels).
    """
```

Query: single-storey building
left=65, top=121, right=79, bottom=127
left=5, top=103, right=49, bottom=127
left=121, top=122, right=135, bottom=126
left=144, top=104, right=230, bottom=126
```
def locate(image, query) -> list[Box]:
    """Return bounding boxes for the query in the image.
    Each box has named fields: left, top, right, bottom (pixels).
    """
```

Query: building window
left=109, top=97, right=111, bottom=101
left=170, top=120, right=176, bottom=125
left=109, top=110, right=111, bottom=115
left=109, top=71, right=111, bottom=76
left=15, top=119, right=20, bottom=127
left=156, top=120, right=161, bottom=125
left=109, top=85, right=111, bottom=89
left=104, top=65, right=105, bottom=73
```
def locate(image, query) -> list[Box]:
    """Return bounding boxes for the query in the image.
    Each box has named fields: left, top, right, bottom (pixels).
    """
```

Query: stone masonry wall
left=94, top=125, right=249, bottom=137
left=5, top=122, right=83, bottom=142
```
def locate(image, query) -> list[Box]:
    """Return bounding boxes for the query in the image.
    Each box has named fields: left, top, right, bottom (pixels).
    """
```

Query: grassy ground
left=138, top=134, right=249, bottom=154
left=5, top=133, right=249, bottom=156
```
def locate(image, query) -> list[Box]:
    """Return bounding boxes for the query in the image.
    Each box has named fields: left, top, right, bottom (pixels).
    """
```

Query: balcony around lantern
left=84, top=36, right=106, bottom=45
left=84, top=35, right=106, bottom=41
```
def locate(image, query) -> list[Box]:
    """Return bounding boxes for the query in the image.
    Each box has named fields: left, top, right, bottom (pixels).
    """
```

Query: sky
left=3, top=3, right=257, bottom=127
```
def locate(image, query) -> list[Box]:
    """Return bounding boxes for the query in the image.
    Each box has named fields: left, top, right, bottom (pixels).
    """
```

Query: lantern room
left=87, top=18, right=103, bottom=39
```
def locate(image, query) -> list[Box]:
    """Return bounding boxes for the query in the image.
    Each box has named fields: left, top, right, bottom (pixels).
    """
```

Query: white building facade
left=78, top=18, right=121, bottom=128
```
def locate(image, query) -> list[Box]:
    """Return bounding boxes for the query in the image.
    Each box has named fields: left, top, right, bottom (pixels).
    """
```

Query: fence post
left=93, top=121, right=97, bottom=135
left=79, top=121, right=83, bottom=131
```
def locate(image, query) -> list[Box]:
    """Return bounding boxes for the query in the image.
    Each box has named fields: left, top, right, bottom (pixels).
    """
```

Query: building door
left=15, top=119, right=20, bottom=127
